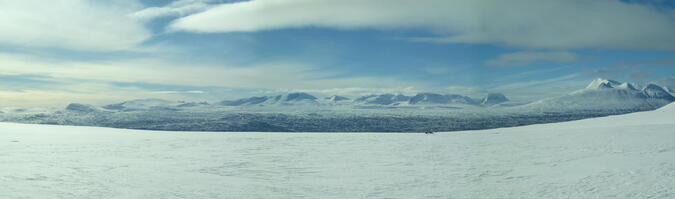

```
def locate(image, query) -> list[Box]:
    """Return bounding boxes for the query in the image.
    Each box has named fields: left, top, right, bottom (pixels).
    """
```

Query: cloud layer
left=485, top=51, right=580, bottom=67
left=1, top=0, right=673, bottom=107
left=0, top=57, right=418, bottom=90
left=131, top=0, right=217, bottom=21
left=0, top=0, right=150, bottom=51
left=170, top=0, right=675, bottom=50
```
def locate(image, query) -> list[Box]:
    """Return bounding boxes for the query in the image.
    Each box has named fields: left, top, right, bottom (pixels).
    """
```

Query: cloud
left=490, top=73, right=589, bottom=102
left=583, top=57, right=675, bottom=81
left=0, top=0, right=151, bottom=51
left=169, top=0, right=675, bottom=51
left=0, top=52, right=427, bottom=106
left=131, top=0, right=218, bottom=21
left=485, top=51, right=580, bottom=67
left=0, top=76, right=196, bottom=108
left=635, top=58, right=675, bottom=67
left=0, top=53, right=419, bottom=89
left=0, top=88, right=195, bottom=108
left=493, top=73, right=584, bottom=90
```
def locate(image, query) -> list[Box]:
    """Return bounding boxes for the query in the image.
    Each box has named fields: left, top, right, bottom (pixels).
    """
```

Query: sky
left=1, top=0, right=674, bottom=107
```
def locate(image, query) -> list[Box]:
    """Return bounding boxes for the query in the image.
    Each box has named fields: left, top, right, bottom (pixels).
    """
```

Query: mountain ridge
left=60, top=78, right=675, bottom=113
left=524, top=78, right=674, bottom=112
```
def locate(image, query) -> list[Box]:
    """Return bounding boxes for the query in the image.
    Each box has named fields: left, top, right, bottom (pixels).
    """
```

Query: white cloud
left=131, top=0, right=216, bottom=21
left=0, top=52, right=425, bottom=95
left=0, top=79, right=201, bottom=108
left=0, top=0, right=151, bottom=51
left=0, top=50, right=431, bottom=106
left=0, top=88, right=208, bottom=108
left=169, top=0, right=675, bottom=51
left=490, top=73, right=588, bottom=102
left=485, top=51, right=580, bottom=67
left=493, top=73, right=584, bottom=90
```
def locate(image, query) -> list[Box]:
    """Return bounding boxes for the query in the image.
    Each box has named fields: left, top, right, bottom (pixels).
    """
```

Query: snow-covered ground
left=1, top=103, right=674, bottom=198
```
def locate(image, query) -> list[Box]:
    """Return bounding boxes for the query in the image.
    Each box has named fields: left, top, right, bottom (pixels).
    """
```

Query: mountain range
left=60, top=78, right=673, bottom=112
left=2, top=78, right=673, bottom=132
left=216, top=92, right=507, bottom=107
left=522, top=78, right=674, bottom=112
left=43, top=79, right=675, bottom=112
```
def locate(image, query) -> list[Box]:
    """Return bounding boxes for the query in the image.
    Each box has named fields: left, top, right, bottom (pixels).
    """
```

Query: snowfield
left=1, top=104, right=674, bottom=198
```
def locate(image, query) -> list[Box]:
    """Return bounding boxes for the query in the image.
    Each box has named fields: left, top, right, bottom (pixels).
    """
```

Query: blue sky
left=0, top=0, right=674, bottom=107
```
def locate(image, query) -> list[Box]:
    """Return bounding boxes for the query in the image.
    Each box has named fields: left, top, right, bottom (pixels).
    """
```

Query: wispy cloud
left=0, top=52, right=428, bottom=106
left=2, top=52, right=426, bottom=90
left=131, top=0, right=221, bottom=21
left=489, top=73, right=589, bottom=102
left=485, top=51, right=580, bottom=67
left=488, top=66, right=572, bottom=85
left=493, top=73, right=585, bottom=90
left=1, top=0, right=672, bottom=107
left=169, top=0, right=675, bottom=51
left=583, top=57, right=675, bottom=82
left=0, top=0, right=150, bottom=51
left=0, top=83, right=192, bottom=108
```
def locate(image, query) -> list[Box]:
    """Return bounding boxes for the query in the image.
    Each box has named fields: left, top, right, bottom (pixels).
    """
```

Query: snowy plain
left=1, top=103, right=674, bottom=198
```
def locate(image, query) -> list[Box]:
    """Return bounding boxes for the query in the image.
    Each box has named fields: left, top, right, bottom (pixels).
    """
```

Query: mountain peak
left=408, top=93, right=477, bottom=105
left=355, top=94, right=410, bottom=105
left=616, top=82, right=638, bottom=90
left=642, top=84, right=675, bottom=100
left=279, top=92, right=317, bottom=102
left=325, top=95, right=350, bottom=102
left=66, top=103, right=99, bottom=113
left=103, top=98, right=177, bottom=110
left=221, top=96, right=269, bottom=106
left=586, top=78, right=622, bottom=89
left=481, top=93, right=509, bottom=105
left=409, top=93, right=449, bottom=104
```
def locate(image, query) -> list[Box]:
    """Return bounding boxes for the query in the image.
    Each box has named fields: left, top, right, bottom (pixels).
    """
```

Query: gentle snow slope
left=1, top=104, right=674, bottom=198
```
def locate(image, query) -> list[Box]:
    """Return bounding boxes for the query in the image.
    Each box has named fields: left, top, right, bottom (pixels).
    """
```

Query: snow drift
left=1, top=103, right=673, bottom=198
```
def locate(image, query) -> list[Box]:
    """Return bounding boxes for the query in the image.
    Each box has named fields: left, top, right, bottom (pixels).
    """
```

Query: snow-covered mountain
left=276, top=92, right=318, bottom=102
left=103, top=99, right=183, bottom=111
left=220, top=96, right=270, bottom=106
left=524, top=78, right=674, bottom=111
left=325, top=95, right=351, bottom=102
left=221, top=92, right=319, bottom=106
left=585, top=78, right=622, bottom=89
left=219, top=92, right=495, bottom=107
left=5, top=78, right=673, bottom=132
left=642, top=83, right=674, bottom=99
left=354, top=94, right=411, bottom=105
left=481, top=93, right=509, bottom=105
left=61, top=78, right=675, bottom=113
left=657, top=77, right=675, bottom=93
left=32, top=78, right=675, bottom=118
left=176, top=101, right=210, bottom=108
left=408, top=93, right=478, bottom=105
left=65, top=103, right=103, bottom=113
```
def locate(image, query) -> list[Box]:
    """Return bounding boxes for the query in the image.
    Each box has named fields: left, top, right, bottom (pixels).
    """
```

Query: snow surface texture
left=1, top=103, right=673, bottom=198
